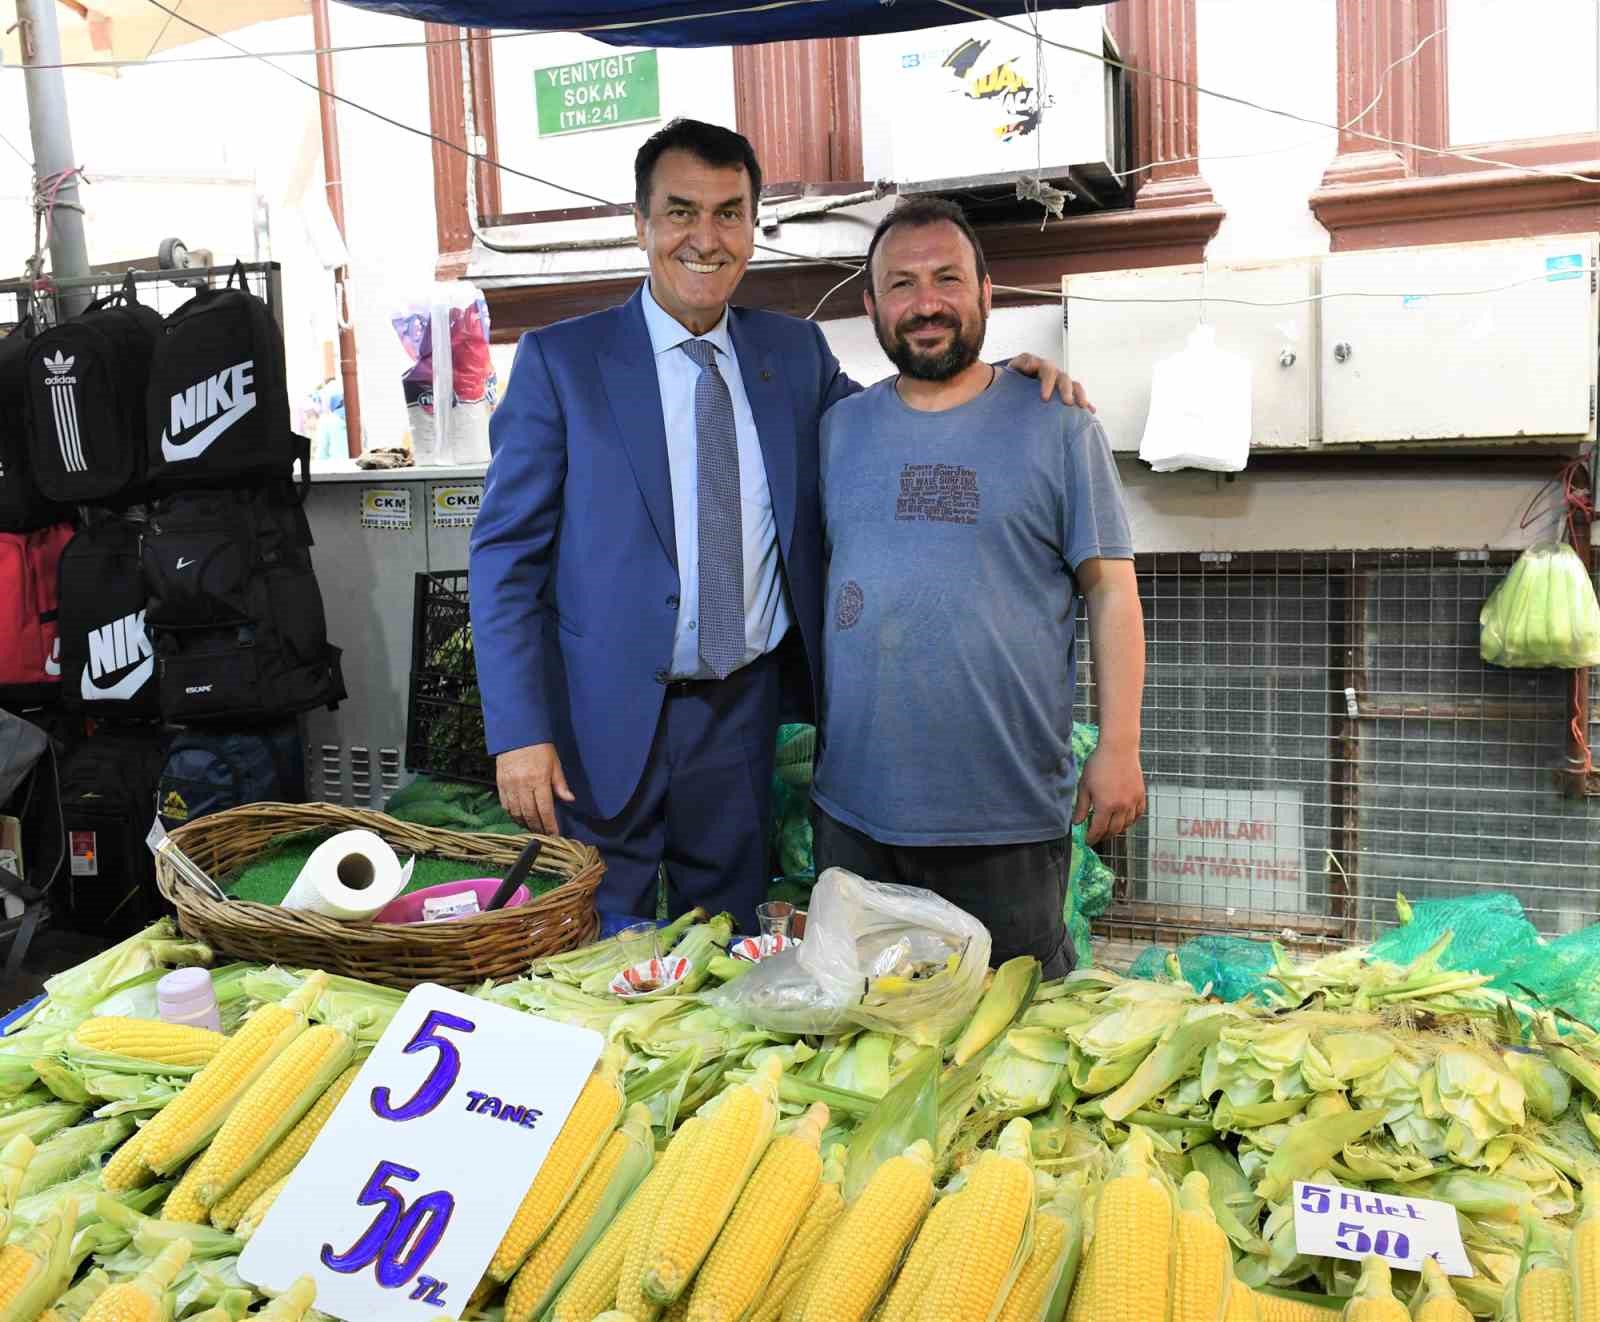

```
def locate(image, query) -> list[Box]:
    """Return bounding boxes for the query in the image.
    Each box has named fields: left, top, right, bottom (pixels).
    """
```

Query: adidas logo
left=42, top=348, right=86, bottom=474
left=41, top=350, right=75, bottom=385
left=81, top=609, right=154, bottom=702
left=161, top=361, right=256, bottom=463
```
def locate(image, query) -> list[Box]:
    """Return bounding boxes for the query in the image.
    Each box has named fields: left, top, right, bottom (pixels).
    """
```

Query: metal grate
left=0, top=262, right=283, bottom=332
left=1081, top=550, right=1600, bottom=954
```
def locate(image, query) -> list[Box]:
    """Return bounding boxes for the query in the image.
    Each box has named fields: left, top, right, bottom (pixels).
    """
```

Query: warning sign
left=361, top=488, right=413, bottom=531
left=431, top=483, right=483, bottom=529
left=1146, top=785, right=1305, bottom=912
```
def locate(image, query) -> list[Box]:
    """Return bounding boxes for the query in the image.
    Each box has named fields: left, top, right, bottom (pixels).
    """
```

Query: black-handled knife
left=485, top=836, right=544, bottom=912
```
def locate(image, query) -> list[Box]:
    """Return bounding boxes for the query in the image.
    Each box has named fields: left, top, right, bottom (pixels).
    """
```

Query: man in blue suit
left=470, top=119, right=1081, bottom=930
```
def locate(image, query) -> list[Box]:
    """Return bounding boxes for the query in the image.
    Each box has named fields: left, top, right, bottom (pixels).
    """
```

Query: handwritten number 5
left=322, top=1160, right=416, bottom=1275
left=372, top=1010, right=475, bottom=1122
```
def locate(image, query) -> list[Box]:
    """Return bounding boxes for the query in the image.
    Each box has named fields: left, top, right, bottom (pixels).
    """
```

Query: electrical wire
left=0, top=129, right=31, bottom=169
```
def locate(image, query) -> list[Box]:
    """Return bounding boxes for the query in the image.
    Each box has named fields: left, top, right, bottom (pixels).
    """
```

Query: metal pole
left=311, top=0, right=363, bottom=458
left=15, top=0, right=91, bottom=317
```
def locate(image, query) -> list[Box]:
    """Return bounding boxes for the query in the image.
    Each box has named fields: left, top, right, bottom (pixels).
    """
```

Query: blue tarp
left=334, top=1, right=1112, bottom=49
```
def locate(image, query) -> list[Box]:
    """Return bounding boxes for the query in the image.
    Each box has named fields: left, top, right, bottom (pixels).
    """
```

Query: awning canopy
left=1, top=1, right=310, bottom=70
left=332, top=0, right=1112, bottom=48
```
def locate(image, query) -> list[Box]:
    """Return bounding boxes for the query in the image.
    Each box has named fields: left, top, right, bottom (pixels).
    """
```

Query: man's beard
left=876, top=307, right=987, bottom=381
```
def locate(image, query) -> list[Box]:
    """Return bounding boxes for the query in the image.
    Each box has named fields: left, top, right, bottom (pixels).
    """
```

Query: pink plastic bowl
left=374, top=877, right=530, bottom=925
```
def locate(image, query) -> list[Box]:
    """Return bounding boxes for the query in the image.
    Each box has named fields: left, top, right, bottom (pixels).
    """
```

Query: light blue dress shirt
left=640, top=281, right=792, bottom=680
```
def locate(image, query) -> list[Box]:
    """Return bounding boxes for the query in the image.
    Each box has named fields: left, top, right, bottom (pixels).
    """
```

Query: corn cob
left=1224, top=1279, right=1259, bottom=1322
left=640, top=1058, right=784, bottom=1306
left=488, top=1048, right=626, bottom=1282
left=875, top=1191, right=965, bottom=1322
left=1575, top=1181, right=1600, bottom=1322
left=663, top=1294, right=691, bottom=1322
left=0, top=1137, right=34, bottom=1242
left=69, top=1017, right=224, bottom=1069
left=794, top=1139, right=935, bottom=1322
left=1065, top=1128, right=1173, bottom=1322
left=1340, top=1256, right=1407, bottom=1322
left=256, top=1275, right=318, bottom=1321
left=546, top=1158, right=650, bottom=1322
left=138, top=973, right=326, bottom=1176
left=1413, top=1257, right=1470, bottom=1322
left=996, top=1200, right=1082, bottom=1322
left=236, top=1174, right=290, bottom=1240
left=159, top=1155, right=210, bottom=1224
left=617, top=1115, right=706, bottom=1321
left=1172, top=1170, right=1234, bottom=1322
left=1519, top=1214, right=1574, bottom=1322
left=685, top=1103, right=828, bottom=1322
left=183, top=1022, right=354, bottom=1209
left=80, top=1237, right=192, bottom=1322
left=916, top=1116, right=1035, bottom=1322
left=210, top=1063, right=358, bottom=1230
left=0, top=1193, right=76, bottom=1321
left=505, top=1104, right=655, bottom=1322
left=747, top=1143, right=845, bottom=1322
left=100, top=1127, right=155, bottom=1194
left=38, top=1267, right=110, bottom=1322
left=1253, top=1291, right=1340, bottom=1322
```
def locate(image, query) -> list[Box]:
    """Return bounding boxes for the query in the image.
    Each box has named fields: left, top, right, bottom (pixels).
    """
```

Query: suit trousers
left=562, top=648, right=780, bottom=934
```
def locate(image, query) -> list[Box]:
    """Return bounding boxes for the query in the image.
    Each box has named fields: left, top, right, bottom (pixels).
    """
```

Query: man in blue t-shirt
left=812, top=198, right=1148, bottom=976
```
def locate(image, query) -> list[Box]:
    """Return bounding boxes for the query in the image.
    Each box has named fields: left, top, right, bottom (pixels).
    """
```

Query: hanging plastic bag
left=705, top=868, right=991, bottom=1043
left=391, top=282, right=498, bottom=466
left=1479, top=542, right=1600, bottom=668
left=1139, top=323, right=1253, bottom=473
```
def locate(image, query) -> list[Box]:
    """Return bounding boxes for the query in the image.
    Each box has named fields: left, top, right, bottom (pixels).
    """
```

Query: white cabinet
left=1062, top=261, right=1318, bottom=454
left=1320, top=235, right=1599, bottom=444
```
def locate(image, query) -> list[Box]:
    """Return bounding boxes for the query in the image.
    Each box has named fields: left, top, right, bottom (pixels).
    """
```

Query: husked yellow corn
left=747, top=1145, right=845, bottom=1322
left=997, top=1204, right=1076, bottom=1322
left=1341, top=1256, right=1407, bottom=1322
left=210, top=1063, right=359, bottom=1230
left=1065, top=1129, right=1173, bottom=1322
left=548, top=1184, right=646, bottom=1322
left=640, top=1060, right=783, bottom=1307
left=70, top=1017, right=224, bottom=1069
left=489, top=1056, right=624, bottom=1282
left=915, top=1118, right=1035, bottom=1322
left=0, top=1238, right=46, bottom=1310
left=158, top=1156, right=210, bottom=1224
left=100, top=1126, right=154, bottom=1194
left=876, top=1192, right=965, bottom=1322
left=1223, top=1280, right=1259, bottom=1322
left=256, top=1275, right=318, bottom=1320
left=1172, top=1171, right=1233, bottom=1322
left=1521, top=1268, right=1575, bottom=1322
left=1414, top=1258, right=1470, bottom=1322
left=1575, top=1182, right=1600, bottom=1322
left=184, top=1022, right=354, bottom=1209
left=80, top=1236, right=191, bottom=1322
left=663, top=1293, right=691, bottom=1322
left=237, top=1174, right=290, bottom=1240
left=1253, top=1290, right=1341, bottom=1322
left=616, top=1116, right=705, bottom=1319
left=139, top=973, right=325, bottom=1175
left=794, top=1139, right=935, bottom=1322
left=687, top=1103, right=828, bottom=1322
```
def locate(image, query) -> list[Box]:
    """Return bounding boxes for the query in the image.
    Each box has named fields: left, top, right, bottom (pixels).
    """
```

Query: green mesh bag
left=770, top=724, right=817, bottom=880
left=1127, top=936, right=1282, bottom=1002
left=1499, top=927, right=1600, bottom=1029
left=1367, top=891, right=1544, bottom=981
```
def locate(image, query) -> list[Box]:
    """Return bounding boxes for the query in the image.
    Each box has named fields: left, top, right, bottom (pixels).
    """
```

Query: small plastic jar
left=156, top=967, right=222, bottom=1033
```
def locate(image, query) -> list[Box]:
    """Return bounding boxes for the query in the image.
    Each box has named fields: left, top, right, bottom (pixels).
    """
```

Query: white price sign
left=239, top=984, right=603, bottom=1319
left=1292, top=1180, right=1471, bottom=1277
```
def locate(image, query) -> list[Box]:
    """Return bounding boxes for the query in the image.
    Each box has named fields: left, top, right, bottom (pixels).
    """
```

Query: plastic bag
left=392, top=282, right=498, bottom=466
left=1138, top=323, right=1252, bottom=474
left=1480, top=542, right=1600, bottom=668
left=706, top=868, right=991, bottom=1044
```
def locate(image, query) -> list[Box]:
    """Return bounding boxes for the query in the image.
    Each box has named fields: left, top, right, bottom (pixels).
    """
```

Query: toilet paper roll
left=281, top=830, right=416, bottom=922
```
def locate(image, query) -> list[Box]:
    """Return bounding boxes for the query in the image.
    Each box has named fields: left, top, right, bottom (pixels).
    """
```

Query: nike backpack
left=0, top=521, right=74, bottom=704
left=157, top=722, right=306, bottom=830
left=58, top=516, right=162, bottom=720
left=0, top=318, right=73, bottom=532
left=24, top=274, right=162, bottom=507
left=57, top=728, right=171, bottom=938
left=144, top=262, right=305, bottom=494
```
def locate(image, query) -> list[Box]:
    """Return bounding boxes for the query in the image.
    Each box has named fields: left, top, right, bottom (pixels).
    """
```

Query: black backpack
left=56, top=728, right=170, bottom=938
left=157, top=722, right=306, bottom=829
left=24, top=275, right=162, bottom=507
left=58, top=516, right=162, bottom=720
left=1, top=317, right=74, bottom=533
left=145, top=263, right=304, bottom=494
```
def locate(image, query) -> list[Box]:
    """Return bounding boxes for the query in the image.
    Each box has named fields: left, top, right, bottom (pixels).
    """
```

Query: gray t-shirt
left=813, top=369, right=1133, bottom=846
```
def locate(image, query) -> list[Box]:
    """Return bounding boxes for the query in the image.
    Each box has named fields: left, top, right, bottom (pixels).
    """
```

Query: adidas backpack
left=58, top=515, right=161, bottom=719
left=0, top=318, right=73, bottom=532
left=145, top=262, right=305, bottom=493
left=24, top=275, right=162, bottom=507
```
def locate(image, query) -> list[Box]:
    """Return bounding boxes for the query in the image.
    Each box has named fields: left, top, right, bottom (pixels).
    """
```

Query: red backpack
left=0, top=522, right=75, bottom=700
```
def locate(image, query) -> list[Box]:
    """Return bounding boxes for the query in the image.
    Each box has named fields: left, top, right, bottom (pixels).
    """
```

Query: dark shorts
left=810, top=807, right=1076, bottom=979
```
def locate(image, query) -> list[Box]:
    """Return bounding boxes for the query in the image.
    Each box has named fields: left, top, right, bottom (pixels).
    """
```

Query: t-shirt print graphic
left=896, top=463, right=980, bottom=525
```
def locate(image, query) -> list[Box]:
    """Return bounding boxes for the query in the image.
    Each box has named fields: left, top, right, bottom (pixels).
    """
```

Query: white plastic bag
left=705, top=868, right=991, bottom=1043
left=392, top=282, right=498, bottom=466
left=1138, top=323, right=1252, bottom=473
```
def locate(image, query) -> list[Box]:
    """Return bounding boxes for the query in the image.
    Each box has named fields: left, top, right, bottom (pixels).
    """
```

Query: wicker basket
left=156, top=802, right=601, bottom=990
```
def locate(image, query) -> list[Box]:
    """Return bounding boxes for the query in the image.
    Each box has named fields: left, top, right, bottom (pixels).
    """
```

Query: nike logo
left=175, top=557, right=196, bottom=570
left=160, top=396, right=257, bottom=462
left=81, top=655, right=154, bottom=702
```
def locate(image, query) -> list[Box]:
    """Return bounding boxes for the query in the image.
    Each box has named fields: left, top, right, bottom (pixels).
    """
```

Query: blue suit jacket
left=470, top=287, right=857, bottom=819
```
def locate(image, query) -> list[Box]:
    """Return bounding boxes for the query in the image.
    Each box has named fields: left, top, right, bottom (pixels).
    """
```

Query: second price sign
left=239, top=983, right=603, bottom=1320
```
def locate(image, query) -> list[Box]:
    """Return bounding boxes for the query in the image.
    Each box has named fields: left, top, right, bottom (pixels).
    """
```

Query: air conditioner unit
left=859, top=9, right=1128, bottom=205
